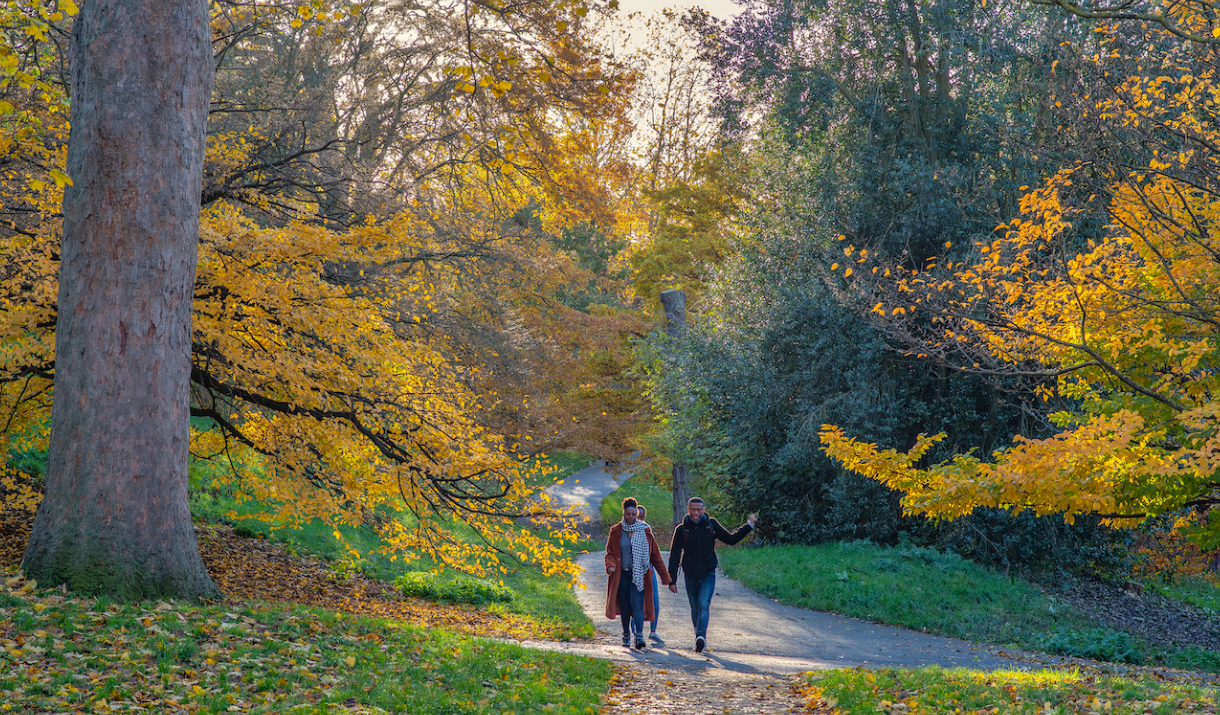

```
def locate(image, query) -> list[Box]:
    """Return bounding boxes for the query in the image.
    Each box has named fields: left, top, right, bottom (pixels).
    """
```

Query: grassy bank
left=189, top=449, right=598, bottom=639
left=717, top=541, right=1084, bottom=645
left=0, top=572, right=610, bottom=714
left=598, top=475, right=672, bottom=527
left=806, top=666, right=1219, bottom=715
left=718, top=541, right=1220, bottom=671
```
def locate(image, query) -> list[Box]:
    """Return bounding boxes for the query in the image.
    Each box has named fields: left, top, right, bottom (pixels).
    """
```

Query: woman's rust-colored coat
left=604, top=522, right=672, bottom=621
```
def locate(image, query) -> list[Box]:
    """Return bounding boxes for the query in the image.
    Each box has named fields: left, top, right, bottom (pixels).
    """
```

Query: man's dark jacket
left=667, top=514, right=753, bottom=580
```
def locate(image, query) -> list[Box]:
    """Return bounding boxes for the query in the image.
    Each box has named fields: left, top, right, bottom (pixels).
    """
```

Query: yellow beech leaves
left=0, top=1, right=640, bottom=581
left=188, top=204, right=583, bottom=579
left=821, top=11, right=1220, bottom=540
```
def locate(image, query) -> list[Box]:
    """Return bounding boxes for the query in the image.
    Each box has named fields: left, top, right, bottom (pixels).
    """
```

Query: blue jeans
left=617, top=571, right=645, bottom=636
left=649, top=569, right=660, bottom=631
left=684, top=572, right=715, bottom=639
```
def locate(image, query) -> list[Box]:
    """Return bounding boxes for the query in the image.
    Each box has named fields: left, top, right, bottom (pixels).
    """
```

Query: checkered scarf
left=622, top=519, right=650, bottom=592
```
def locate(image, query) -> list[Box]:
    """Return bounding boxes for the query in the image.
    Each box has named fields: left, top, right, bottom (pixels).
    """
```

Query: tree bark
left=660, top=289, right=689, bottom=527
left=22, top=0, right=220, bottom=600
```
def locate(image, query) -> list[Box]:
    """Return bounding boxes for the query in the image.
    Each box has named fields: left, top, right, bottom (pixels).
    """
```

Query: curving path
left=526, top=459, right=1026, bottom=677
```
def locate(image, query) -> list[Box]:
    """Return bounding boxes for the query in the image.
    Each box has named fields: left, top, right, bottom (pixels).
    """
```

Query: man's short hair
left=687, top=497, right=704, bottom=506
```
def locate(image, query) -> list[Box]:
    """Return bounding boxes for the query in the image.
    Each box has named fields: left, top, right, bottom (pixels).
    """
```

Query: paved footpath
left=521, top=460, right=1025, bottom=677
left=543, top=458, right=628, bottom=522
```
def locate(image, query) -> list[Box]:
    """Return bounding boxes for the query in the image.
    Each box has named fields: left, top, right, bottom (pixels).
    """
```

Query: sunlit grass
left=721, top=541, right=1220, bottom=672
left=599, top=475, right=672, bottom=528
left=0, top=573, right=610, bottom=715
left=808, top=666, right=1219, bottom=714
left=188, top=449, right=599, bottom=639
left=717, top=541, right=1090, bottom=646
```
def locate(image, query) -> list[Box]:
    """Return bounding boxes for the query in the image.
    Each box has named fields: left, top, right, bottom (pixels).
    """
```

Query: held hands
left=668, top=583, right=678, bottom=593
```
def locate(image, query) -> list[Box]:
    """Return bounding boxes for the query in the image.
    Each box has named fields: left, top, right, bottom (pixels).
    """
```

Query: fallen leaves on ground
left=0, top=513, right=550, bottom=640
left=601, top=662, right=819, bottom=714
left=196, top=524, right=547, bottom=640
left=0, top=572, right=609, bottom=714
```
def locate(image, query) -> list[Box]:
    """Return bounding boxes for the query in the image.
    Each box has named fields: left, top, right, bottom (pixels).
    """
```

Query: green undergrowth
left=807, top=666, right=1219, bottom=715
left=393, top=572, right=515, bottom=606
left=718, top=541, right=1220, bottom=672
left=0, top=572, right=610, bottom=715
left=598, top=475, right=672, bottom=528
left=188, top=450, right=598, bottom=639
left=1145, top=577, right=1220, bottom=616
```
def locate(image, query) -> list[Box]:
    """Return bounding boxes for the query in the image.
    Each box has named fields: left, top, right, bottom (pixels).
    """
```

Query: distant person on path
left=667, top=497, right=757, bottom=653
left=605, top=497, right=671, bottom=649
left=635, top=505, right=664, bottom=644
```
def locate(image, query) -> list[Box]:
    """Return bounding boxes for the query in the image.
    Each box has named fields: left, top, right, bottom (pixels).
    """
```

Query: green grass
left=598, top=475, right=672, bottom=527
left=718, top=541, right=1220, bottom=671
left=188, top=449, right=599, bottom=639
left=807, top=666, right=1219, bottom=715
left=0, top=573, right=611, bottom=715
left=394, top=572, right=515, bottom=605
left=1145, top=577, right=1220, bottom=615
left=718, top=541, right=1089, bottom=647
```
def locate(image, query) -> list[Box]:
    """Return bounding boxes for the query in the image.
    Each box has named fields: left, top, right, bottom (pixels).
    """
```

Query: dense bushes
left=633, top=0, right=1124, bottom=576
left=638, top=244, right=1121, bottom=574
left=394, top=572, right=515, bottom=605
left=635, top=150, right=1123, bottom=577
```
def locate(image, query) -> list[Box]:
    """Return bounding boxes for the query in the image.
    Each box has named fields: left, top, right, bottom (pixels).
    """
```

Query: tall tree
left=21, top=0, right=220, bottom=599
left=0, top=0, right=635, bottom=593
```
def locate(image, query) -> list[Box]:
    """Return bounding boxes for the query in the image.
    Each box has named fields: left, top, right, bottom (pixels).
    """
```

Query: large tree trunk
left=660, top=289, right=690, bottom=527
left=22, top=0, right=220, bottom=601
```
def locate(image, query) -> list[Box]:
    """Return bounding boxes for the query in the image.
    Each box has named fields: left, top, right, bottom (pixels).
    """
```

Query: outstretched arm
left=712, top=516, right=756, bottom=545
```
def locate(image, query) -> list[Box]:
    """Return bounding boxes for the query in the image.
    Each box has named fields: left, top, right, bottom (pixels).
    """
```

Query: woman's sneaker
left=634, top=634, right=647, bottom=650
left=648, top=632, right=664, bottom=644
left=695, top=635, right=706, bottom=653
left=622, top=634, right=631, bottom=648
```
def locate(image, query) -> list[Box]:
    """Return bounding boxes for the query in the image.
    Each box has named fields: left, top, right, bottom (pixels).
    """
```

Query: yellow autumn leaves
left=187, top=204, right=583, bottom=580
left=820, top=12, right=1220, bottom=536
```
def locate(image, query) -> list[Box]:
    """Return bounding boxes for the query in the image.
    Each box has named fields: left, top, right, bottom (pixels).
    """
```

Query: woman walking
left=635, top=505, right=664, bottom=644
left=605, top=497, right=671, bottom=649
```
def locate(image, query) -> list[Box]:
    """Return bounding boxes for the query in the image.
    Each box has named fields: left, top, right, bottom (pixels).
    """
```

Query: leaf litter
left=0, top=514, right=608, bottom=714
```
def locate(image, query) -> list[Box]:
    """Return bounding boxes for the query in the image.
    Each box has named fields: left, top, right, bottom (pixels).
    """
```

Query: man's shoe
left=634, top=634, right=647, bottom=650
left=695, top=635, right=706, bottom=653
left=648, top=632, right=664, bottom=644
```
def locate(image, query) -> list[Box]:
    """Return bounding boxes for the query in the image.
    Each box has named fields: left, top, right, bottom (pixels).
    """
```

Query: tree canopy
left=0, top=0, right=658, bottom=588
left=820, top=5, right=1220, bottom=546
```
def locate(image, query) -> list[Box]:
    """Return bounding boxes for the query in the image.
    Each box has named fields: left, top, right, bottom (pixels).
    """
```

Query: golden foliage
left=0, top=0, right=652, bottom=581
left=821, top=9, right=1220, bottom=539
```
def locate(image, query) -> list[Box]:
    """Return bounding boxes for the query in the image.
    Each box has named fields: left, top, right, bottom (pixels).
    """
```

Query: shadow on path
left=532, top=460, right=1029, bottom=677
left=566, top=551, right=1023, bottom=675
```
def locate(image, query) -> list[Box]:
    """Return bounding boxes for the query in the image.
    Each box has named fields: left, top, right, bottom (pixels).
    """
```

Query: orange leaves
left=821, top=412, right=1164, bottom=524
left=195, top=524, right=549, bottom=639
left=819, top=23, right=1220, bottom=534
left=190, top=202, right=584, bottom=581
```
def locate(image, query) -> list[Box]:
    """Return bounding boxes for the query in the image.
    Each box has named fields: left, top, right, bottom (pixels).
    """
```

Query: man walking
left=667, top=497, right=757, bottom=653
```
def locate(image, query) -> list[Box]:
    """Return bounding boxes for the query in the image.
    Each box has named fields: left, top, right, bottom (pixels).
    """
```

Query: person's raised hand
left=668, top=583, right=678, bottom=593
left=747, top=513, right=758, bottom=527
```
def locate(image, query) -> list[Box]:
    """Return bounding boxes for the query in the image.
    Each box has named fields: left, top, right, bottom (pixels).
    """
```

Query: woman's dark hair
left=636, top=505, right=647, bottom=518
left=621, top=497, right=638, bottom=512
